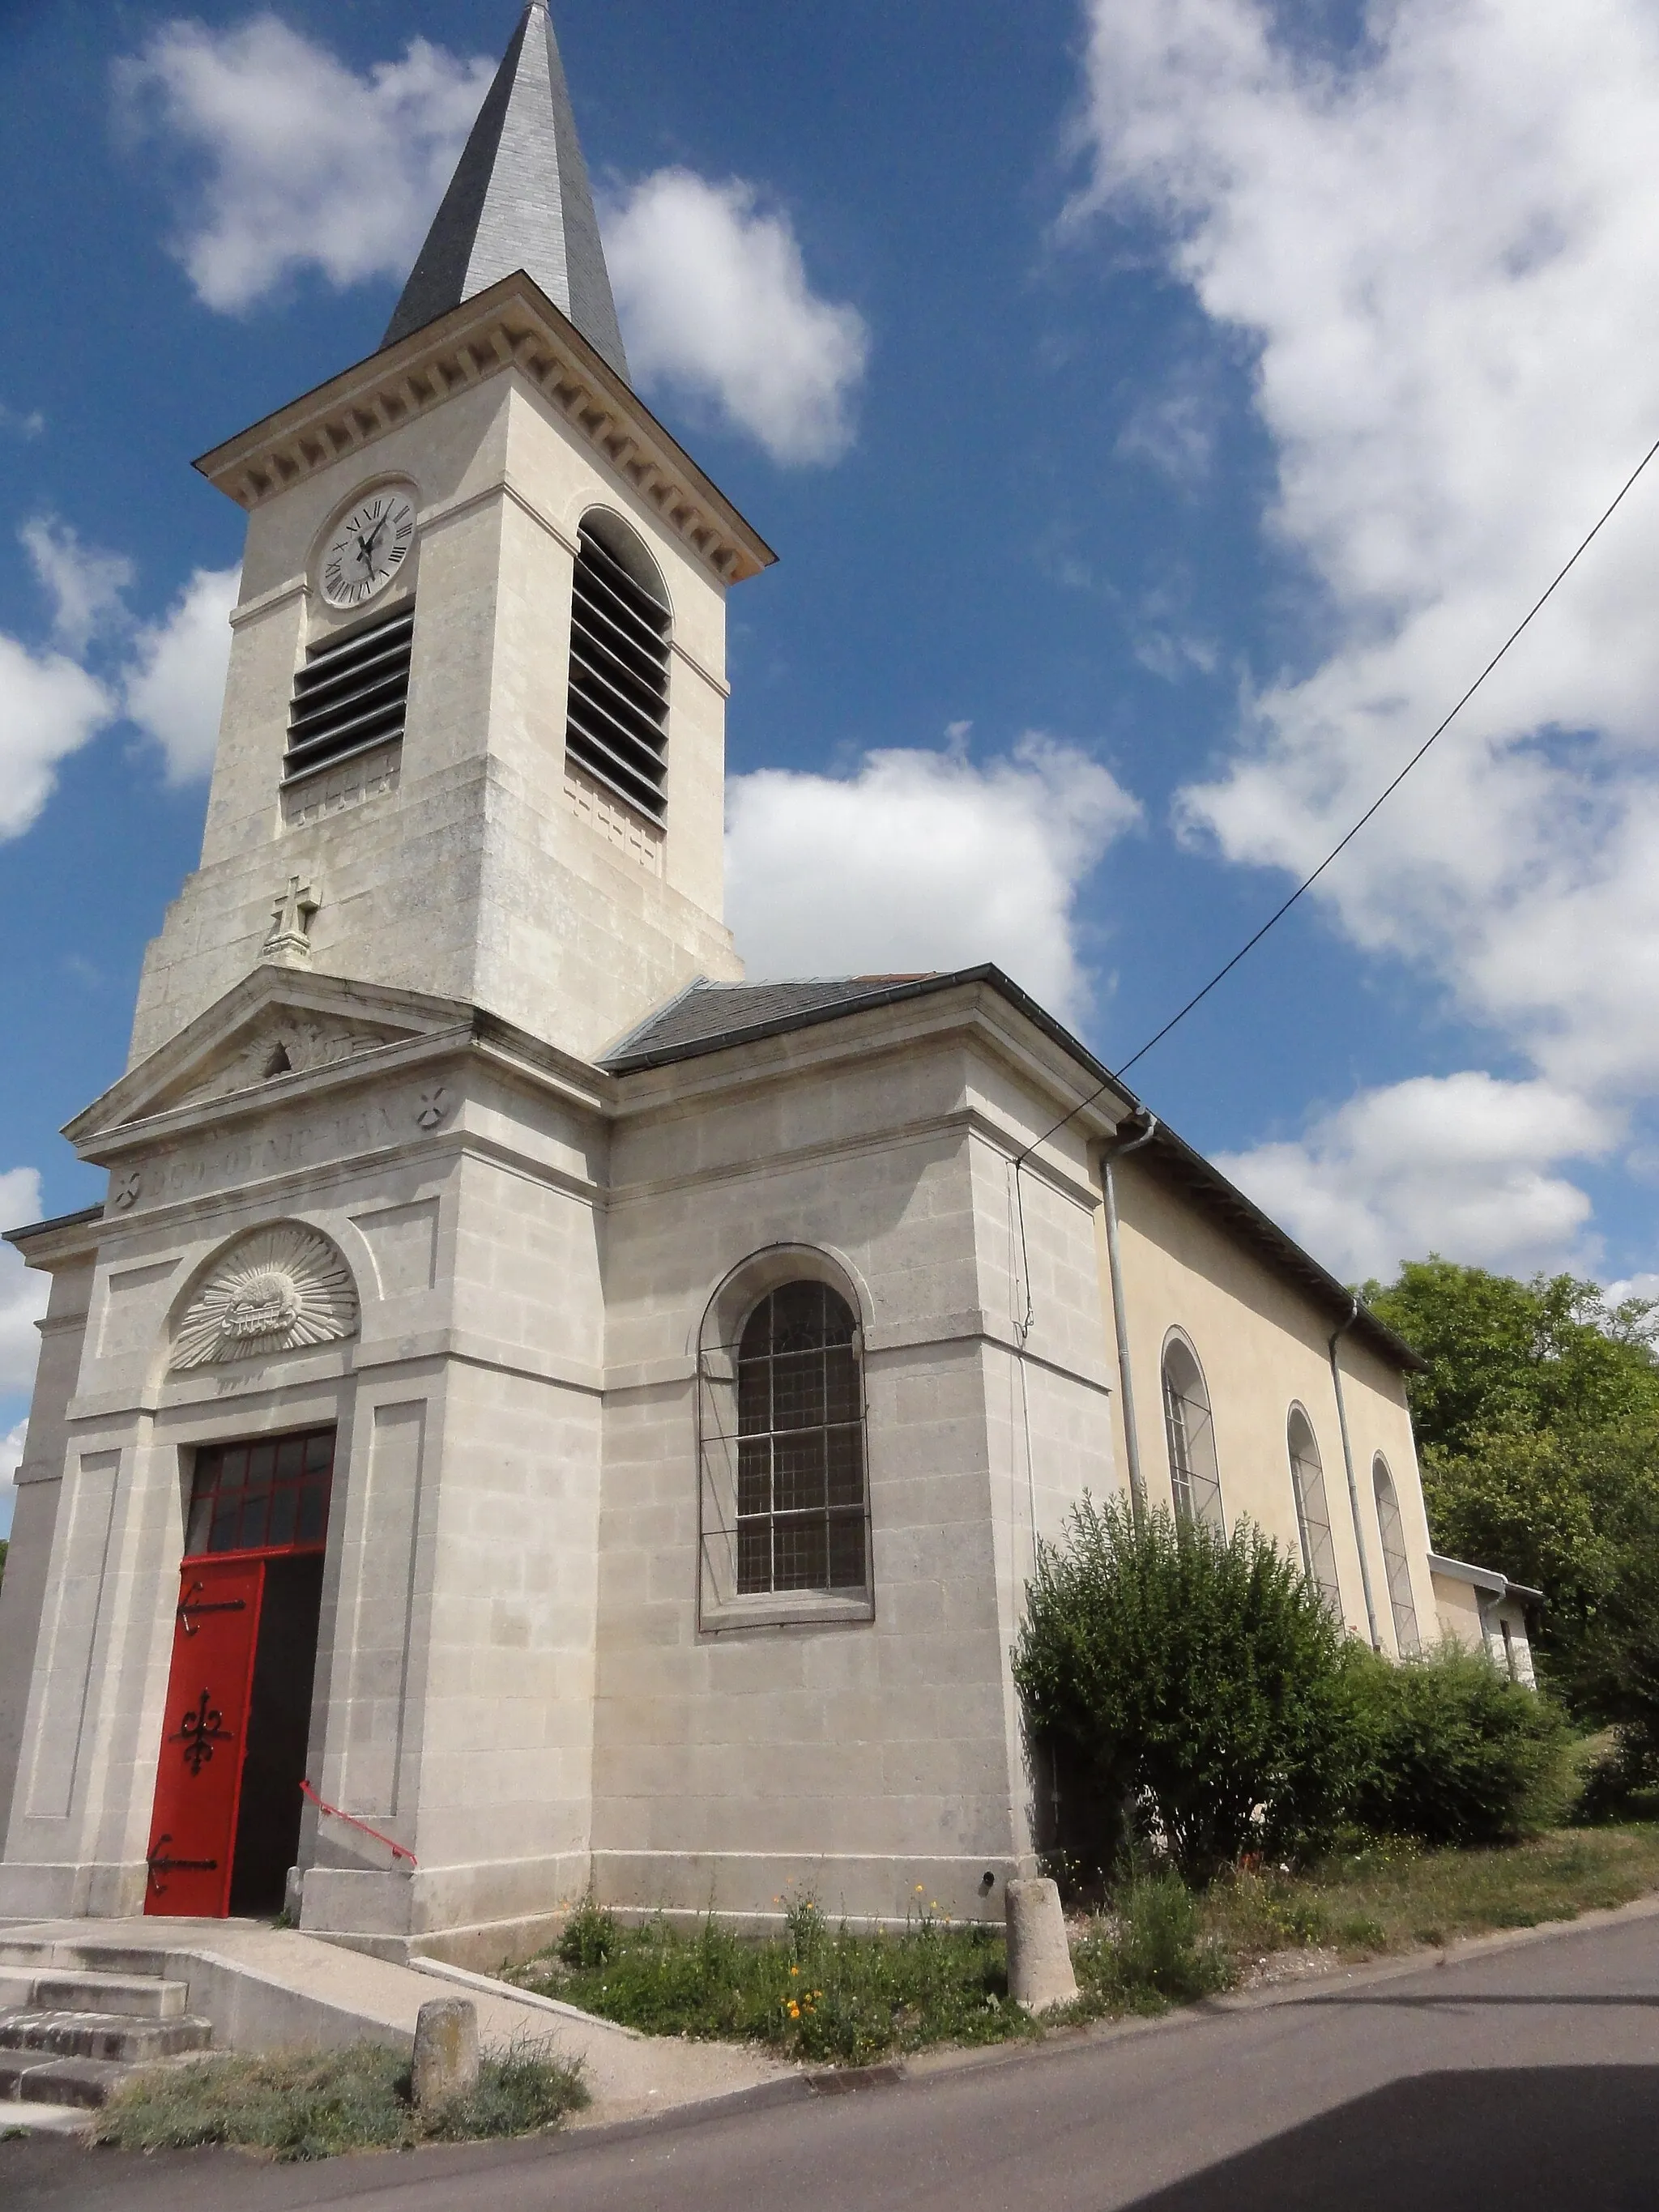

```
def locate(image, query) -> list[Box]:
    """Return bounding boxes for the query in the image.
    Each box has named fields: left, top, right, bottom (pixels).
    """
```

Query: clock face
left=319, top=488, right=417, bottom=609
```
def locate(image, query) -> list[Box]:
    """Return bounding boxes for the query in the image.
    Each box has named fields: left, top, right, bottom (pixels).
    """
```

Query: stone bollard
left=411, top=1997, right=480, bottom=2112
left=1005, top=1877, right=1078, bottom=2012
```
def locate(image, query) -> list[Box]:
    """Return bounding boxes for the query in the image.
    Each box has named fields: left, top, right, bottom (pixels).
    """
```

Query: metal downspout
left=1102, top=1116, right=1159, bottom=1528
left=1329, top=1298, right=1381, bottom=1651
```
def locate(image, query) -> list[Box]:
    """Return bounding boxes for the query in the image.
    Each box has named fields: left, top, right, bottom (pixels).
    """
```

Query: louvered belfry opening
left=285, top=603, right=415, bottom=783
left=565, top=517, right=670, bottom=824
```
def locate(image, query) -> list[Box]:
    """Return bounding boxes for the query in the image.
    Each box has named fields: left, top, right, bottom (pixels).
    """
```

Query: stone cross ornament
left=262, top=877, right=319, bottom=968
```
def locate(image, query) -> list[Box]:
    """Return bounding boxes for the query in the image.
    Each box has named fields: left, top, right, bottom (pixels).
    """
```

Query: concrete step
left=0, top=2100, right=96, bottom=2137
left=0, top=1938, right=174, bottom=1976
left=0, top=2009, right=212, bottom=2063
left=0, top=1967, right=189, bottom=2019
left=0, top=2048, right=131, bottom=2109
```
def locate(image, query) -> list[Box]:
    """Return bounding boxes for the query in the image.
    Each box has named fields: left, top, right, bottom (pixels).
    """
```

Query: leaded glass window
left=736, top=1283, right=867, bottom=1595
left=1287, top=1406, right=1341, bottom=1613
left=1373, top=1455, right=1421, bottom=1656
left=1162, top=1336, right=1224, bottom=1531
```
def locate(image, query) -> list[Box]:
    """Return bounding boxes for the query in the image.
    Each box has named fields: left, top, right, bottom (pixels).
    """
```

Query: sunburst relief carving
left=172, top=1225, right=358, bottom=1370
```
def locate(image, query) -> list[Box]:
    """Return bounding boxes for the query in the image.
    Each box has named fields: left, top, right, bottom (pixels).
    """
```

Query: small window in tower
left=565, top=514, right=670, bottom=825
left=285, top=603, right=415, bottom=785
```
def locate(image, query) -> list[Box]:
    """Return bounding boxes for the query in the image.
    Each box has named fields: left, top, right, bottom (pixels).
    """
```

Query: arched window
left=564, top=512, right=671, bottom=825
left=736, top=1283, right=867, bottom=1596
left=1162, top=1334, right=1223, bottom=1531
left=1373, top=1455, right=1421, bottom=1655
left=1287, top=1406, right=1341, bottom=1613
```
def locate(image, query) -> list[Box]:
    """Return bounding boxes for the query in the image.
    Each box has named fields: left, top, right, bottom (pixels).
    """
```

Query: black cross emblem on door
left=170, top=1688, right=233, bottom=1776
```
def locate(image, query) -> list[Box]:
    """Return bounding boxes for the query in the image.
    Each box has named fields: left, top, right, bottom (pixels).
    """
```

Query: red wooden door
left=144, top=1558, right=265, bottom=1917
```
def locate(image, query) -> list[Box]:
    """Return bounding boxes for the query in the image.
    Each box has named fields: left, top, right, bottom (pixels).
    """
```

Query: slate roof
left=603, top=968, right=1425, bottom=1374
left=601, top=977, right=947, bottom=1069
left=382, top=2, right=629, bottom=377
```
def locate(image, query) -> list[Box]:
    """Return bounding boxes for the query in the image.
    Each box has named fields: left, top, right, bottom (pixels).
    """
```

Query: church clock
left=319, top=485, right=417, bottom=609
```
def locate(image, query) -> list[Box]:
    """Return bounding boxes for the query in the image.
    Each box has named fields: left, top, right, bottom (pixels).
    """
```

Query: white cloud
left=725, top=735, right=1141, bottom=1020
left=1076, top=0, right=1659, bottom=1106
left=118, top=20, right=867, bottom=466
left=603, top=171, right=870, bottom=465
left=0, top=1169, right=47, bottom=1400
left=22, top=518, right=134, bottom=655
left=1215, top=1074, right=1618, bottom=1284
left=126, top=566, right=240, bottom=784
left=0, top=633, right=116, bottom=842
left=0, top=516, right=236, bottom=835
left=117, top=16, right=493, bottom=312
left=1115, top=374, right=1219, bottom=484
left=0, top=399, right=44, bottom=439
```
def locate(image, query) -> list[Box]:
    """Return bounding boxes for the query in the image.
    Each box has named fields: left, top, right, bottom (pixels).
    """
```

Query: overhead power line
left=1018, top=423, right=1659, bottom=1171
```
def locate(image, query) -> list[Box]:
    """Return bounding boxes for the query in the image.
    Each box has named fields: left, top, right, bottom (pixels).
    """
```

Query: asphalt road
left=9, top=1908, right=1659, bottom=2211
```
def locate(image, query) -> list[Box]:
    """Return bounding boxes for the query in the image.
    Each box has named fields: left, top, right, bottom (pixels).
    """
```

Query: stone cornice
left=194, top=271, right=778, bottom=587
left=3, top=1208, right=104, bottom=1271
left=608, top=981, right=1124, bottom=1155
left=228, top=577, right=309, bottom=631
left=420, top=474, right=730, bottom=696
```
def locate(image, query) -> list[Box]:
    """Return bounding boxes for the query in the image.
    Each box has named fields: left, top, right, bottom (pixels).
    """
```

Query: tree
left=1365, top=1259, right=1659, bottom=1723
left=1364, top=1259, right=1659, bottom=1460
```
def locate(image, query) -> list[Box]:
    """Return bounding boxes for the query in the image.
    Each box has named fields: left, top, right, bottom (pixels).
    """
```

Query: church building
left=0, top=4, right=1457, bottom=1964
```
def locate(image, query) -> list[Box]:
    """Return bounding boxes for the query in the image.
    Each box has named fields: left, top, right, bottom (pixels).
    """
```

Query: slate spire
left=382, top=1, right=629, bottom=378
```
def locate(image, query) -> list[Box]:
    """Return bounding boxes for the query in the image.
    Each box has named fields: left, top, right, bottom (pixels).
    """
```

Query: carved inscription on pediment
left=132, top=1094, right=412, bottom=1215
left=180, top=1016, right=398, bottom=1107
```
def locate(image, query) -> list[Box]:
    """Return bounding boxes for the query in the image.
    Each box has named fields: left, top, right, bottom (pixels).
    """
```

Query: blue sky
left=6, top=0, right=1659, bottom=1524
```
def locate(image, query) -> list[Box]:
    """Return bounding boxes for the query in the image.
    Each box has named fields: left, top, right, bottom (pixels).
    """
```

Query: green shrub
left=1573, top=1726, right=1659, bottom=1823
left=1013, top=1495, right=1360, bottom=1882
left=1346, top=1641, right=1571, bottom=1845
left=557, top=1892, right=619, bottom=1968
left=1072, top=1867, right=1231, bottom=2014
left=92, top=2039, right=587, bottom=2159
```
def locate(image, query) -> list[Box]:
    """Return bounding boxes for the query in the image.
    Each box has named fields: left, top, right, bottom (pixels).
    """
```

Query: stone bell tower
left=129, top=0, right=772, bottom=1072
left=0, top=0, right=776, bottom=1961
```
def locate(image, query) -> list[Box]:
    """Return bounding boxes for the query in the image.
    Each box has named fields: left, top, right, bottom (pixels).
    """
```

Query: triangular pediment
left=66, top=967, right=476, bottom=1147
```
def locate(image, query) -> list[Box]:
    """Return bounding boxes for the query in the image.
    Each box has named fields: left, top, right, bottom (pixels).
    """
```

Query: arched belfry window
left=1373, top=1455, right=1421, bottom=1655
left=565, top=512, right=670, bottom=825
left=1287, top=1406, right=1341, bottom=1613
left=697, top=1257, right=873, bottom=1629
left=1162, top=1334, right=1224, bottom=1531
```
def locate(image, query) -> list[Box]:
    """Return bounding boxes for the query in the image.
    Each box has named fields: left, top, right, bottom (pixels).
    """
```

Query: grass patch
left=90, top=2039, right=587, bottom=2161
left=1068, top=1867, right=1234, bottom=2018
left=1196, top=1822, right=1659, bottom=1973
left=511, top=1895, right=1040, bottom=2068
left=523, top=1829, right=1659, bottom=2061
